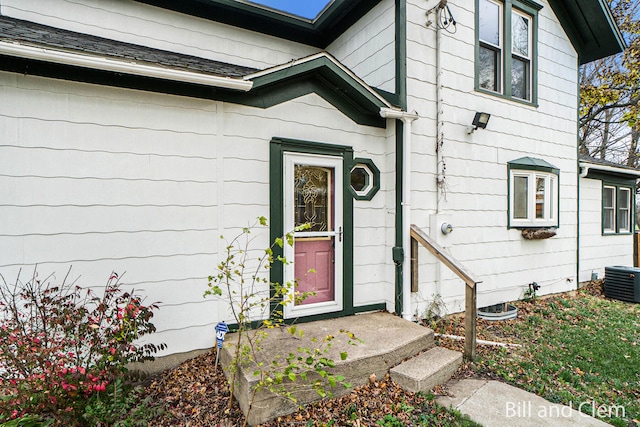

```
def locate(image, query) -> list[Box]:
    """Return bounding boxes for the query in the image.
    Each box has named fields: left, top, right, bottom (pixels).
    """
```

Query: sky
left=247, top=0, right=333, bottom=20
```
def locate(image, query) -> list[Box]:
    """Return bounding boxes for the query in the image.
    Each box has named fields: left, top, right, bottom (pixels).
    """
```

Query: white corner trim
left=0, top=41, right=254, bottom=91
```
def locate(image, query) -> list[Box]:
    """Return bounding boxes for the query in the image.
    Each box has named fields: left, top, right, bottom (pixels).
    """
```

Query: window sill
left=602, top=231, right=634, bottom=236
left=521, top=227, right=557, bottom=239
left=475, top=87, right=538, bottom=108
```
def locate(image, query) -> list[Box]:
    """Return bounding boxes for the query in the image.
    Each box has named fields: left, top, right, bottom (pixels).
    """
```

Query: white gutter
left=0, top=41, right=253, bottom=91
left=579, top=162, right=640, bottom=178
left=380, top=107, right=419, bottom=320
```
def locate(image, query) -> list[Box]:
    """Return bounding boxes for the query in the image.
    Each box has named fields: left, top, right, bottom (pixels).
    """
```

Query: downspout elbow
left=579, top=165, right=589, bottom=178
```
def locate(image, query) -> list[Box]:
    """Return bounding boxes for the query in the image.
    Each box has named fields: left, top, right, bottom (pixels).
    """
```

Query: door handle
left=337, top=226, right=343, bottom=242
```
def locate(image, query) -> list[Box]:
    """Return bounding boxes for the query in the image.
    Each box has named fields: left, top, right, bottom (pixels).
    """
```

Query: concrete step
left=220, top=312, right=435, bottom=426
left=390, top=346, right=463, bottom=393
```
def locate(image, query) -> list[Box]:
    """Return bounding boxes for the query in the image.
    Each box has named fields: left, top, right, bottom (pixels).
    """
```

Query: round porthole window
left=349, top=158, right=380, bottom=200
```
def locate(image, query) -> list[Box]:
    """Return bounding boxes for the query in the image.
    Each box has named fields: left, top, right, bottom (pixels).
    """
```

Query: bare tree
left=579, top=0, right=640, bottom=167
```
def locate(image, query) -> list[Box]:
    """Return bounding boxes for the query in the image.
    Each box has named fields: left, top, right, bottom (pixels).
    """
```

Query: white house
left=0, top=0, right=626, bottom=359
left=579, top=155, right=640, bottom=282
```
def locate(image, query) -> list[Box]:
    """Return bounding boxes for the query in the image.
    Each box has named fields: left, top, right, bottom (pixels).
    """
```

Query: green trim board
left=392, top=0, right=407, bottom=316
left=270, top=137, right=360, bottom=320
left=241, top=54, right=393, bottom=127
left=349, top=157, right=381, bottom=201
left=600, top=182, right=635, bottom=235
left=0, top=53, right=390, bottom=128
left=133, top=0, right=383, bottom=48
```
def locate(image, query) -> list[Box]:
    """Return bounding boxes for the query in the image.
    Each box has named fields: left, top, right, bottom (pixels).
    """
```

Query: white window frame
left=509, top=170, right=558, bottom=227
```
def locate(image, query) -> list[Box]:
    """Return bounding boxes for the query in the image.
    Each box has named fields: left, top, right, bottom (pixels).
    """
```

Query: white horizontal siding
left=1, top=0, right=316, bottom=70
left=0, top=67, right=393, bottom=357
left=405, top=0, right=580, bottom=316
left=327, top=0, right=396, bottom=92
left=578, top=177, right=634, bottom=282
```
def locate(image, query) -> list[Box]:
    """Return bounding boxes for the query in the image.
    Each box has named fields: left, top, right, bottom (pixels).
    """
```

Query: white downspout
left=380, top=108, right=419, bottom=320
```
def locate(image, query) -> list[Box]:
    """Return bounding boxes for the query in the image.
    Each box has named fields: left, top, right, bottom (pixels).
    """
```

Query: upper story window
left=477, top=0, right=541, bottom=103
left=603, top=184, right=633, bottom=234
left=508, top=157, right=559, bottom=228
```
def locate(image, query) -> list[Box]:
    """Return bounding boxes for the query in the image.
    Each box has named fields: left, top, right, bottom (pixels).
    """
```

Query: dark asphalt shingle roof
left=0, top=15, right=258, bottom=78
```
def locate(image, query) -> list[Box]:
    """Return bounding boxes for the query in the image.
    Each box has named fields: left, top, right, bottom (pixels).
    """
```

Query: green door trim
left=270, top=137, right=383, bottom=323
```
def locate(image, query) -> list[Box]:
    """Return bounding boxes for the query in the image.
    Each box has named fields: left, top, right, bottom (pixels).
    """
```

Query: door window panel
left=294, top=165, right=332, bottom=232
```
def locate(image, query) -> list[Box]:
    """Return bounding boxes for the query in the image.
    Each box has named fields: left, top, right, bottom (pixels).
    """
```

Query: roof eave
left=580, top=160, right=640, bottom=179
left=548, top=0, right=626, bottom=64
left=133, top=0, right=383, bottom=48
left=0, top=41, right=253, bottom=91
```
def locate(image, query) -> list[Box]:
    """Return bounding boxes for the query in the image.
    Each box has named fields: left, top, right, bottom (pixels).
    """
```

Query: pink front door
left=294, top=239, right=334, bottom=305
left=284, top=154, right=343, bottom=318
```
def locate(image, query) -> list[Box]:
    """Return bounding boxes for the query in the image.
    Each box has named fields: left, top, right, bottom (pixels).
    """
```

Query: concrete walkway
left=437, top=379, right=612, bottom=427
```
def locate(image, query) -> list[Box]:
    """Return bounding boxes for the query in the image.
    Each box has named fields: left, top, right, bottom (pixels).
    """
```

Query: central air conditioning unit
left=604, top=266, right=640, bottom=303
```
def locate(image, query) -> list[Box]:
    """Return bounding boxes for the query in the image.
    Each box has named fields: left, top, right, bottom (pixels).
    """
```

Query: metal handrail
left=410, top=224, right=481, bottom=360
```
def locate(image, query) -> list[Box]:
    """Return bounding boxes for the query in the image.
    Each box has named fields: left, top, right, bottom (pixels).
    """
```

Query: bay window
left=508, top=157, right=559, bottom=228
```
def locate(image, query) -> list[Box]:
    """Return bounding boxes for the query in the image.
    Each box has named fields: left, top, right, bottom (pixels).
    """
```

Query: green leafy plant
left=0, top=268, right=163, bottom=425
left=523, top=281, right=540, bottom=301
left=82, top=378, right=161, bottom=426
left=419, top=293, right=448, bottom=329
left=205, top=217, right=355, bottom=426
left=376, top=414, right=405, bottom=427
left=0, top=415, right=53, bottom=427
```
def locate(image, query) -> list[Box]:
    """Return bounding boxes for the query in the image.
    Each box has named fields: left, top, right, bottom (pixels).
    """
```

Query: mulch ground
left=140, top=350, right=461, bottom=426
left=140, top=282, right=606, bottom=426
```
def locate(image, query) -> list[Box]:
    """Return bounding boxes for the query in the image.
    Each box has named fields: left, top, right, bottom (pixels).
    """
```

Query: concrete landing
left=437, top=379, right=612, bottom=427
left=220, top=312, right=434, bottom=426
left=390, top=347, right=462, bottom=393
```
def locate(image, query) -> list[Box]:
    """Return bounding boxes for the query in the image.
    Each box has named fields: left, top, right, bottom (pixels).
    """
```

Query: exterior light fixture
left=467, top=112, right=491, bottom=134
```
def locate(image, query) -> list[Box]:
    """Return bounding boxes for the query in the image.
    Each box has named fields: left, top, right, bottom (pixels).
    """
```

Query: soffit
left=548, top=0, right=625, bottom=64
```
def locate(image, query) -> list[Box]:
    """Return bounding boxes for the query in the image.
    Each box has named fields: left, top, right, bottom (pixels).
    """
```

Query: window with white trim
left=603, top=185, right=632, bottom=234
left=510, top=170, right=557, bottom=227
left=477, top=0, right=540, bottom=102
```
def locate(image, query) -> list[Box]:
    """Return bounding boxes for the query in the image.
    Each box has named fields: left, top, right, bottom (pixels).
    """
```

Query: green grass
left=472, top=290, right=640, bottom=426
